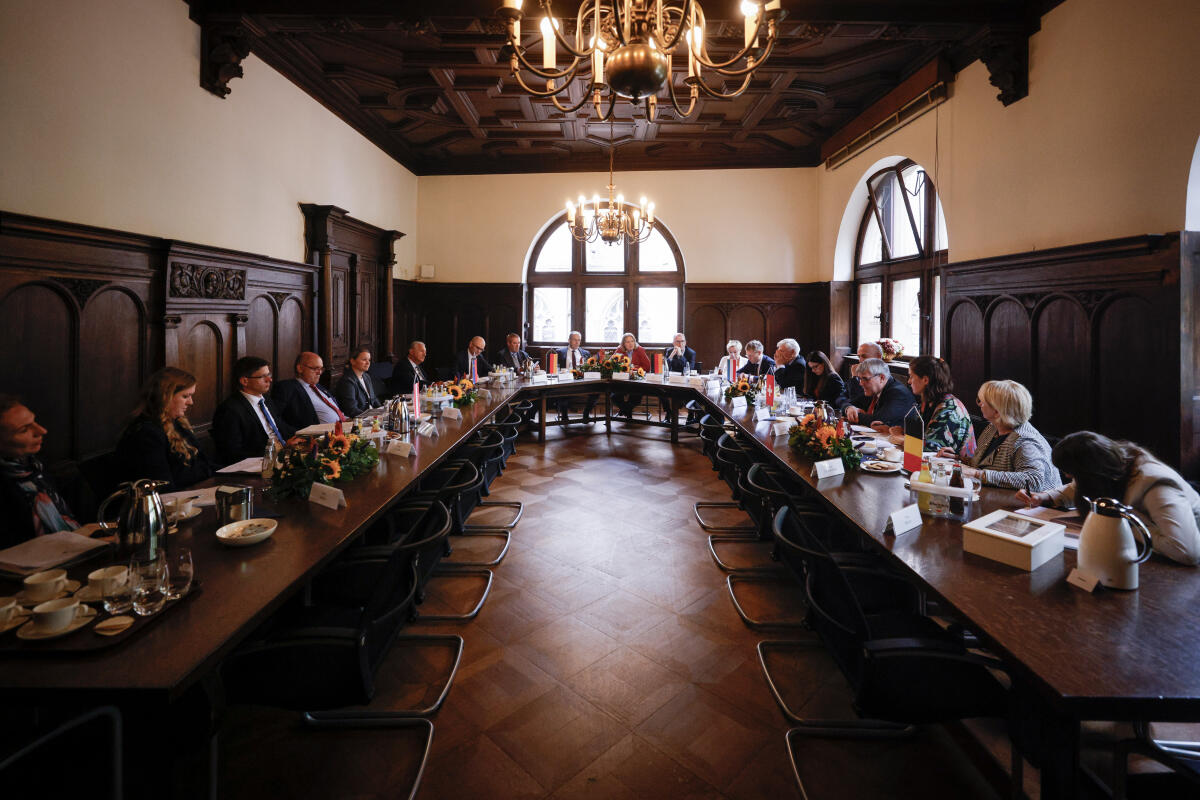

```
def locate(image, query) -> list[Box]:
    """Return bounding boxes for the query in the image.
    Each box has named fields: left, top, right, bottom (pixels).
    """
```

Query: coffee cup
left=24, top=569, right=68, bottom=602
left=87, top=565, right=128, bottom=595
left=0, top=597, right=17, bottom=626
left=31, top=597, right=81, bottom=633
left=167, top=497, right=194, bottom=519
left=882, top=447, right=904, bottom=463
left=859, top=440, right=878, bottom=456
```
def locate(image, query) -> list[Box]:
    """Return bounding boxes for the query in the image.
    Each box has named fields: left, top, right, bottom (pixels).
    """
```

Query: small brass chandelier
left=497, top=0, right=785, bottom=120
left=565, top=119, right=654, bottom=246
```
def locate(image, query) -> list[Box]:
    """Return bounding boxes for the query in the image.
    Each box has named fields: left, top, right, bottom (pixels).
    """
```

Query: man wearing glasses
left=212, top=356, right=299, bottom=464
left=272, top=351, right=347, bottom=431
left=842, top=358, right=916, bottom=427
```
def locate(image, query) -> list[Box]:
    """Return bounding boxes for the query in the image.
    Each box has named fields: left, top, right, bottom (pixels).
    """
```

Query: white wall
left=0, top=0, right=418, bottom=271
left=417, top=167, right=817, bottom=283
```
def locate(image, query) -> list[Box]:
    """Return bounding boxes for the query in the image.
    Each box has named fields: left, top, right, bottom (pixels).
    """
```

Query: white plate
left=216, top=518, right=277, bottom=547
left=860, top=460, right=903, bottom=474
left=0, top=610, right=32, bottom=635
left=73, top=583, right=104, bottom=603
left=169, top=506, right=202, bottom=523
left=16, top=605, right=98, bottom=640
left=15, top=579, right=82, bottom=606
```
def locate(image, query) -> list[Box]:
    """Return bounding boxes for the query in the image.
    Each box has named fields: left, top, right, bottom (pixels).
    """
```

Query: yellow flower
left=801, top=413, right=815, bottom=425
left=636, top=367, right=645, bottom=377
left=448, top=384, right=463, bottom=400
left=321, top=458, right=342, bottom=480
left=458, top=378, right=474, bottom=390
left=736, top=379, right=750, bottom=393
left=327, top=433, right=350, bottom=456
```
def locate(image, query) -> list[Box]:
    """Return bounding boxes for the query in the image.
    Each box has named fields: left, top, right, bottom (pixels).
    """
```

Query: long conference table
left=2, top=376, right=1199, bottom=798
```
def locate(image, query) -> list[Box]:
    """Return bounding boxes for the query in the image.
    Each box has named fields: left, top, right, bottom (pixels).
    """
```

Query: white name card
left=416, top=421, right=437, bottom=437
left=771, top=420, right=792, bottom=437
left=611, top=372, right=630, bottom=381
left=387, top=439, right=413, bottom=457
left=754, top=405, right=774, bottom=420
left=308, top=482, right=346, bottom=510
left=884, top=503, right=923, bottom=536
left=731, top=396, right=747, bottom=410
left=812, top=458, right=845, bottom=479
left=583, top=371, right=602, bottom=381
left=531, top=373, right=548, bottom=384
left=1066, top=567, right=1101, bottom=592
left=669, top=374, right=688, bottom=385
left=442, top=406, right=462, bottom=420
left=688, top=376, right=709, bottom=389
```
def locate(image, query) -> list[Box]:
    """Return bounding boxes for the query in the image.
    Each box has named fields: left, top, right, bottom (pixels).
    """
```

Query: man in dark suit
left=837, top=341, right=884, bottom=410
left=555, top=330, right=597, bottom=423
left=843, top=358, right=917, bottom=427
left=494, top=333, right=531, bottom=371
left=454, top=336, right=492, bottom=379
left=738, top=339, right=776, bottom=377
left=772, top=338, right=808, bottom=391
left=387, top=340, right=431, bottom=395
left=272, top=351, right=346, bottom=431
left=212, top=356, right=298, bottom=464
left=664, top=332, right=697, bottom=373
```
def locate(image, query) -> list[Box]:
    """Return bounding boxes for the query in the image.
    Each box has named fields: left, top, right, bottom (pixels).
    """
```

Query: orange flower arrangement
left=327, top=433, right=351, bottom=456
left=267, top=429, right=379, bottom=500
left=789, top=413, right=861, bottom=470
left=320, top=458, right=342, bottom=480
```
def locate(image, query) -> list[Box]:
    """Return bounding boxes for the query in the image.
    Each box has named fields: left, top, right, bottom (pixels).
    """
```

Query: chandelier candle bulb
left=541, top=17, right=556, bottom=70
left=743, top=2, right=757, bottom=49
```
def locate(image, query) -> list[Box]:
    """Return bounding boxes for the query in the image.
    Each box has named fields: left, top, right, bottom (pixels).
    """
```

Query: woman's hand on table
left=935, top=446, right=957, bottom=459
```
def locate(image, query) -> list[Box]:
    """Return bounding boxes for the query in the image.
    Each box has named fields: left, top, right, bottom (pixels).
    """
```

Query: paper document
left=218, top=457, right=264, bottom=474
left=0, top=531, right=111, bottom=575
left=159, top=486, right=219, bottom=507
left=296, top=423, right=336, bottom=436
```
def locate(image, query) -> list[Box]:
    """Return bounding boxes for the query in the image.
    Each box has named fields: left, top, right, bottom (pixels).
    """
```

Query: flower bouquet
left=628, top=366, right=646, bottom=381
left=267, top=431, right=380, bottom=501
left=446, top=377, right=481, bottom=408
left=788, top=414, right=862, bottom=471
left=877, top=338, right=905, bottom=362
left=723, top=377, right=757, bottom=403
left=577, top=350, right=631, bottom=379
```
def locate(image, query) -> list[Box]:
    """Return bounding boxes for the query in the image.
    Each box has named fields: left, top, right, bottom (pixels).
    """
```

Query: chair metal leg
left=304, top=634, right=465, bottom=722
left=413, top=568, right=494, bottom=621
left=464, top=500, right=523, bottom=532
left=0, top=705, right=123, bottom=799
left=302, top=718, right=434, bottom=800
left=727, top=574, right=810, bottom=630
left=694, top=501, right=756, bottom=533
left=441, top=531, right=511, bottom=567
left=708, top=534, right=786, bottom=574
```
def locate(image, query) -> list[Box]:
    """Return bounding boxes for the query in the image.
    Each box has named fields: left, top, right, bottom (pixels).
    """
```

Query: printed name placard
left=531, top=373, right=548, bottom=383
left=1066, top=568, right=1101, bottom=592
left=387, top=439, right=413, bottom=457
left=754, top=405, right=773, bottom=420
left=442, top=406, right=462, bottom=420
left=308, top=482, right=346, bottom=510
left=669, top=375, right=689, bottom=385
left=583, top=371, right=602, bottom=381
left=416, top=421, right=437, bottom=437
left=730, top=396, right=747, bottom=410
left=771, top=420, right=792, bottom=437
left=812, top=458, right=845, bottom=479
left=884, top=504, right=923, bottom=536
left=611, top=372, right=630, bottom=381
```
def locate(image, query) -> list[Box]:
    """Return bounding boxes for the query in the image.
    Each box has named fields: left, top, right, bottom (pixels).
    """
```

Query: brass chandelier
left=565, top=118, right=654, bottom=246
left=497, top=0, right=785, bottom=120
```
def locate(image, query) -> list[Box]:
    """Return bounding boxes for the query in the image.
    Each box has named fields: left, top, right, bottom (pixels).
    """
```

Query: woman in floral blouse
left=874, top=356, right=976, bottom=459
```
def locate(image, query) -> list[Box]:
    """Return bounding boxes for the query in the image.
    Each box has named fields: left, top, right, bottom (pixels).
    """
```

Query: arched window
left=526, top=212, right=685, bottom=349
left=854, top=159, right=948, bottom=356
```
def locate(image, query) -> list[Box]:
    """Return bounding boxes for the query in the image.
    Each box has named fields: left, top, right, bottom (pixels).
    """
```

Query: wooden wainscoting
left=0, top=211, right=317, bottom=467
left=392, top=282, right=523, bottom=378
left=943, top=233, right=1191, bottom=471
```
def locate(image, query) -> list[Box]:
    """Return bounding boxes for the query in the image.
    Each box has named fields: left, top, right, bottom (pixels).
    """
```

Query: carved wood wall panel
left=943, top=234, right=1190, bottom=472
left=0, top=211, right=316, bottom=470
left=390, top=282, right=522, bottom=379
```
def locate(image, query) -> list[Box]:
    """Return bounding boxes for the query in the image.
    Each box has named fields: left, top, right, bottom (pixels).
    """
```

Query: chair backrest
left=368, top=360, right=394, bottom=382
left=392, top=500, right=454, bottom=589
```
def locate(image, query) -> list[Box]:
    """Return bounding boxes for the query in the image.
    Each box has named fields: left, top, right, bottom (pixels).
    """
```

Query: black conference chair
left=457, top=427, right=523, bottom=533
left=693, top=432, right=757, bottom=535
left=1113, top=722, right=1200, bottom=800
left=0, top=706, right=123, bottom=799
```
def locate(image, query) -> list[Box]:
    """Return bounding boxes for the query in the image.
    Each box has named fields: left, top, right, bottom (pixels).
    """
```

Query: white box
left=962, top=509, right=1065, bottom=571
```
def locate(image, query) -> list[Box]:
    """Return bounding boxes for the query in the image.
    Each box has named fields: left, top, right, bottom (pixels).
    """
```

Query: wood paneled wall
left=0, top=211, right=317, bottom=467
left=392, top=281, right=523, bottom=378
left=943, top=234, right=1194, bottom=472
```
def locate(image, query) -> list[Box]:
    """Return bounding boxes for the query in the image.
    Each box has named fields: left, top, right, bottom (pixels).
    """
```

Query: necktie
left=868, top=394, right=879, bottom=415
left=258, top=398, right=285, bottom=443
left=313, top=383, right=345, bottom=421
left=413, top=361, right=425, bottom=382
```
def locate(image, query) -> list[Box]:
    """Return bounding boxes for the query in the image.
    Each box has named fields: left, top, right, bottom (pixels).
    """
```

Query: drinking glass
left=130, top=553, right=167, bottom=616
left=102, top=568, right=132, bottom=614
left=165, top=548, right=193, bottom=601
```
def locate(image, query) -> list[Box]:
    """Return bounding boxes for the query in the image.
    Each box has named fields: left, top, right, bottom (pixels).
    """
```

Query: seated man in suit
left=664, top=332, right=697, bottom=373
left=555, top=330, right=597, bottom=424
left=772, top=338, right=808, bottom=391
left=454, top=336, right=492, bottom=380
left=387, top=340, right=431, bottom=395
left=334, top=346, right=383, bottom=417
left=494, top=332, right=531, bottom=371
left=738, top=339, right=776, bottom=377
left=837, top=341, right=884, bottom=410
left=272, top=351, right=346, bottom=431
left=212, top=356, right=299, bottom=464
left=843, top=358, right=917, bottom=427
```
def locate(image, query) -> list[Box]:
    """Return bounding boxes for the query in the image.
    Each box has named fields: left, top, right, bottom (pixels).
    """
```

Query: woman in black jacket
left=804, top=351, right=846, bottom=405
left=0, top=395, right=80, bottom=548
left=116, top=367, right=213, bottom=492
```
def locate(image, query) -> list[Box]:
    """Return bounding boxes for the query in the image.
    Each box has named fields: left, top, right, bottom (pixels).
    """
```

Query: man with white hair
left=664, top=332, right=696, bottom=373
left=772, top=338, right=807, bottom=391
left=843, top=357, right=916, bottom=426
left=837, top=341, right=885, bottom=410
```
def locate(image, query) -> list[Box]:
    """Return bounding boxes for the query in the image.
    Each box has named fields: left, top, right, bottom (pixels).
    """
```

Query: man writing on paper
left=212, top=357, right=300, bottom=465
left=272, top=352, right=346, bottom=431
left=842, top=358, right=917, bottom=427
left=388, top=341, right=431, bottom=395
left=555, top=330, right=597, bottom=424
left=455, top=336, right=492, bottom=380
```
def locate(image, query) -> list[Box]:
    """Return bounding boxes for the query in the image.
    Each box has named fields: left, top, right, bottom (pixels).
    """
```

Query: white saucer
left=0, top=611, right=31, bottom=635
left=15, top=579, right=82, bottom=606
left=16, top=605, right=98, bottom=640
left=216, top=518, right=277, bottom=547
left=74, top=583, right=104, bottom=603
left=860, top=460, right=903, bottom=474
left=169, top=506, right=202, bottom=523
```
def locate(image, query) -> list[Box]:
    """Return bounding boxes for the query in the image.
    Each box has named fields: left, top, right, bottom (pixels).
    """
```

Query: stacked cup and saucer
left=14, top=569, right=97, bottom=640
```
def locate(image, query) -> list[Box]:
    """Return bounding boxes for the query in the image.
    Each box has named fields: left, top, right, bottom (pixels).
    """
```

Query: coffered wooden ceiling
left=185, top=1, right=1061, bottom=175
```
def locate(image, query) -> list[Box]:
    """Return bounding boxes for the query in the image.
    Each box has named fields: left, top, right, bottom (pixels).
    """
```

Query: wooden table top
left=705, top=390, right=1200, bottom=721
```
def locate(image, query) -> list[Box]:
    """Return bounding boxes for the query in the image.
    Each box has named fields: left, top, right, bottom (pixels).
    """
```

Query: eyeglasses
left=248, top=372, right=272, bottom=381
left=298, top=364, right=323, bottom=373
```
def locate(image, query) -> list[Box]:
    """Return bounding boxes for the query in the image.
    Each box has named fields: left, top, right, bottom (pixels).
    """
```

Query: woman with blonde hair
left=716, top=340, right=747, bottom=377
left=939, top=379, right=1059, bottom=492
left=116, top=367, right=213, bottom=491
